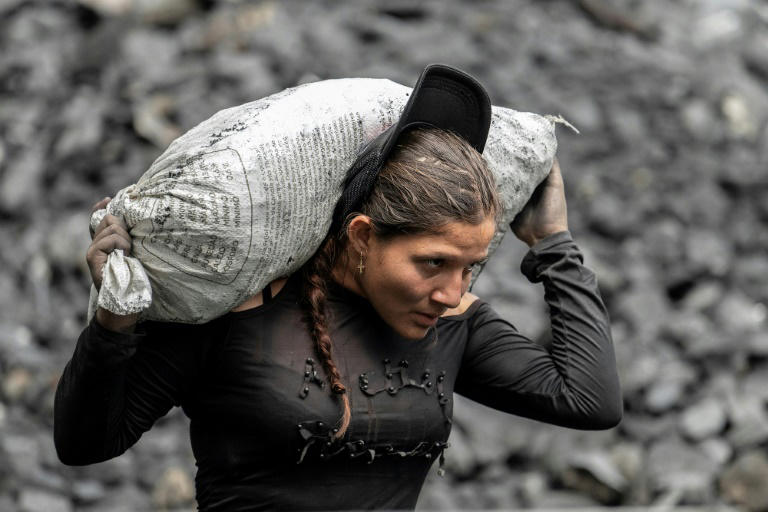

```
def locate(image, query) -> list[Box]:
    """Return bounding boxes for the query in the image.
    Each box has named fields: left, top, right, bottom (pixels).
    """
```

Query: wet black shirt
left=54, top=231, right=622, bottom=511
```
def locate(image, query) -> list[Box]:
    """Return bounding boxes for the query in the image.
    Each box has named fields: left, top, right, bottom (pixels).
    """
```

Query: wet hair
left=300, top=127, right=500, bottom=439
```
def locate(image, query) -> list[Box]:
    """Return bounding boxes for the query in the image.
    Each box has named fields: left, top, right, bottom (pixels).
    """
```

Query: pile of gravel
left=0, top=0, right=765, bottom=510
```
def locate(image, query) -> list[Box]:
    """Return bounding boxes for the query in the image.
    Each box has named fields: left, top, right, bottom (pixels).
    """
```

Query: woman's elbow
left=568, top=391, right=623, bottom=430
left=592, top=397, right=624, bottom=429
left=54, top=425, right=108, bottom=466
left=55, top=442, right=91, bottom=466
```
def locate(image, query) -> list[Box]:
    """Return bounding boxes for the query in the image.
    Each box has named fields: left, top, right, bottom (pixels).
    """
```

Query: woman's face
left=353, top=216, right=496, bottom=340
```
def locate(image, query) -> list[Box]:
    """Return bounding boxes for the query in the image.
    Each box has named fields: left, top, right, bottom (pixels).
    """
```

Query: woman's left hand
left=511, top=159, right=569, bottom=247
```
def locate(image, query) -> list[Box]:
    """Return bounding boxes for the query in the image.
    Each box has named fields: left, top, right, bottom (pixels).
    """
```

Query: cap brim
left=381, top=64, right=491, bottom=156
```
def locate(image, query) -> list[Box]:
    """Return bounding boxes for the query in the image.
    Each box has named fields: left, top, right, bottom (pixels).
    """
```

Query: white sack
left=88, top=78, right=557, bottom=324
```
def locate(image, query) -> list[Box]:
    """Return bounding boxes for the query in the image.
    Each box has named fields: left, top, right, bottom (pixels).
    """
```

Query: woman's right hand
left=87, top=197, right=139, bottom=332
left=510, top=159, right=569, bottom=247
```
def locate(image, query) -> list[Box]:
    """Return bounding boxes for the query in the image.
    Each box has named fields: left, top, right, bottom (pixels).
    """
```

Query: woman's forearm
left=54, top=319, right=145, bottom=465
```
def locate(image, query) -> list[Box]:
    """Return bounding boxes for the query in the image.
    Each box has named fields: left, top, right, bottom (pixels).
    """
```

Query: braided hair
left=300, top=236, right=351, bottom=438
left=300, top=127, right=500, bottom=439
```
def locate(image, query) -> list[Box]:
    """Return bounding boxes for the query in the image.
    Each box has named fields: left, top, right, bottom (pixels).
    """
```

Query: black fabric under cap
left=332, top=64, right=492, bottom=231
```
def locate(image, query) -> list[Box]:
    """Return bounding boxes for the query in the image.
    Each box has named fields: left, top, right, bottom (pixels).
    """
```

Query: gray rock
left=415, top=476, right=457, bottom=511
left=76, top=483, right=150, bottom=512
left=477, top=480, right=519, bottom=509
left=686, top=181, right=731, bottom=229
left=518, top=470, right=547, bottom=507
left=720, top=451, right=768, bottom=511
left=72, top=480, right=106, bottom=504
left=733, top=254, right=768, bottom=303
left=616, top=341, right=662, bottom=394
left=680, top=397, right=727, bottom=440
left=685, top=229, right=733, bottom=277
left=662, top=310, right=725, bottom=357
left=77, top=0, right=198, bottom=24
left=721, top=145, right=766, bottom=188
left=151, top=466, right=195, bottom=510
left=0, top=144, right=46, bottom=214
left=610, top=442, right=644, bottom=483
left=699, top=438, right=732, bottom=469
left=0, top=496, right=17, bottom=512
left=0, top=323, right=47, bottom=369
left=721, top=92, right=761, bottom=141
left=23, top=468, right=68, bottom=495
left=587, top=194, right=641, bottom=239
left=528, top=489, right=602, bottom=508
left=451, top=394, right=540, bottom=466
left=563, top=450, right=626, bottom=504
left=44, top=212, right=91, bottom=270
left=746, top=331, right=768, bottom=357
left=120, top=27, right=182, bottom=90
left=725, top=392, right=768, bottom=448
left=743, top=31, right=768, bottom=80
left=560, top=94, right=604, bottom=133
left=132, top=94, right=181, bottom=148
left=715, top=291, right=767, bottom=336
left=18, top=489, right=71, bottom=512
left=209, top=51, right=279, bottom=103
left=53, top=88, right=106, bottom=159
left=540, top=428, right=618, bottom=480
left=2, top=367, right=34, bottom=404
left=3, top=18, right=73, bottom=94
left=77, top=451, right=136, bottom=486
left=645, top=379, right=685, bottom=413
left=443, top=424, right=476, bottom=477
left=742, top=370, right=768, bottom=401
left=681, top=98, right=721, bottom=142
left=300, top=8, right=364, bottom=73
left=457, top=483, right=495, bottom=510
left=577, top=241, right=627, bottom=296
left=681, top=280, right=725, bottom=312
left=642, top=351, right=697, bottom=413
left=2, top=434, right=40, bottom=478
left=647, top=437, right=717, bottom=503
left=641, top=218, right=685, bottom=271
left=608, top=106, right=647, bottom=146
left=616, top=283, right=671, bottom=343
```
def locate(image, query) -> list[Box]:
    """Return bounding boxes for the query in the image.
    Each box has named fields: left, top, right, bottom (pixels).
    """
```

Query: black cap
left=332, top=64, right=492, bottom=230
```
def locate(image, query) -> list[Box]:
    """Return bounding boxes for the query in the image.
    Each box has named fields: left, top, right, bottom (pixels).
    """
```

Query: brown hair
left=300, top=127, right=500, bottom=439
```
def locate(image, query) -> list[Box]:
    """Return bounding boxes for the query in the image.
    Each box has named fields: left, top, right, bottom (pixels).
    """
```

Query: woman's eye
left=425, top=259, right=444, bottom=268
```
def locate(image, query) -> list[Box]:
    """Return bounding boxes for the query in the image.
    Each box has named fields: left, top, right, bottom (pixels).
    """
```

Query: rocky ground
left=0, top=0, right=766, bottom=510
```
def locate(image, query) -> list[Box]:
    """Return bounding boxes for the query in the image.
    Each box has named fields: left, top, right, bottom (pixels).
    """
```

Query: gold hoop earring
left=357, top=251, right=365, bottom=275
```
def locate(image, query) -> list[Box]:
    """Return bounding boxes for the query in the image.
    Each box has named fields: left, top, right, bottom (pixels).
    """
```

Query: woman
left=55, top=65, right=622, bottom=510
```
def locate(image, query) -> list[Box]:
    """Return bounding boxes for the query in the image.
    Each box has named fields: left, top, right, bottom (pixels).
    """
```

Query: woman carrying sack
left=54, top=65, right=622, bottom=511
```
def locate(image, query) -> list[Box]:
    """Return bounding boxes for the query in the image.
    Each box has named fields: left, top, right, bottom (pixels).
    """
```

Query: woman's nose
left=430, top=272, right=464, bottom=309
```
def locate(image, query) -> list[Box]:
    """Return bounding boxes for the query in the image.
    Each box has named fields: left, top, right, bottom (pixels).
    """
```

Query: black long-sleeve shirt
left=54, top=231, right=622, bottom=511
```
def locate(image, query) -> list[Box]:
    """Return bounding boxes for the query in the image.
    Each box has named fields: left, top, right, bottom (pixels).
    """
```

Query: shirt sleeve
left=53, top=315, right=223, bottom=465
left=455, top=231, right=623, bottom=430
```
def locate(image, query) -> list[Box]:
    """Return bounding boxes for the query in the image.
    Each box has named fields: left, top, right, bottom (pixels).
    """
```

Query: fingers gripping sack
left=88, top=195, right=152, bottom=320
left=87, top=77, right=560, bottom=325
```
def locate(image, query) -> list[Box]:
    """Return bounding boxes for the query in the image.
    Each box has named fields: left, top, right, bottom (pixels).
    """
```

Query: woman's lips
left=413, top=311, right=439, bottom=326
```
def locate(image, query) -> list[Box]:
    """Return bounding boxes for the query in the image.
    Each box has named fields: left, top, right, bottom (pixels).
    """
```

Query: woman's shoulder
left=440, top=292, right=484, bottom=321
left=229, top=276, right=292, bottom=313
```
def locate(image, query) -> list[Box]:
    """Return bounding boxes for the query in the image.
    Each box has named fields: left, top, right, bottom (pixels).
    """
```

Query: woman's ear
left=346, top=215, right=374, bottom=254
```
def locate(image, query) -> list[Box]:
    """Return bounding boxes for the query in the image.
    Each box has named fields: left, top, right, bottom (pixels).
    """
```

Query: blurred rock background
left=0, top=0, right=766, bottom=510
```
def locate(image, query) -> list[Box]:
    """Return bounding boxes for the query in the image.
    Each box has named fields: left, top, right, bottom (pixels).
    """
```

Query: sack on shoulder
left=89, top=77, right=558, bottom=324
